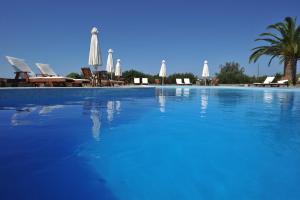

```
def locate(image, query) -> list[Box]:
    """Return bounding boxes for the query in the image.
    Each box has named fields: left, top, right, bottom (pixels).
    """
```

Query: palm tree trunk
left=284, top=58, right=297, bottom=85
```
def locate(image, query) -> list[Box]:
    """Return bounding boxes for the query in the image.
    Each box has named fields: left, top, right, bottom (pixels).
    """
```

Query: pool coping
left=0, top=85, right=300, bottom=92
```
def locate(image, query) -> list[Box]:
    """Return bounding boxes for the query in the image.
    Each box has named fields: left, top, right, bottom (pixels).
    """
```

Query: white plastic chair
left=134, top=78, right=140, bottom=85
left=184, top=78, right=192, bottom=85
left=142, top=78, right=149, bottom=85
left=176, top=78, right=183, bottom=85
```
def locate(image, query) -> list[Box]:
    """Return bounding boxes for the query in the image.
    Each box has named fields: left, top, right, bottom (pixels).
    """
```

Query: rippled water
left=0, top=87, right=300, bottom=200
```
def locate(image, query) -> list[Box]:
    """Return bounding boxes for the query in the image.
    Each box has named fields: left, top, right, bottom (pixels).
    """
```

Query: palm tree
left=249, top=17, right=300, bottom=85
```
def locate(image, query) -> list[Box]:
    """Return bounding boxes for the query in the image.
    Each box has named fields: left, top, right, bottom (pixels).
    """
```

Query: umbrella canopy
left=115, top=59, right=122, bottom=77
left=159, top=60, right=167, bottom=77
left=88, top=27, right=102, bottom=70
left=202, top=60, right=209, bottom=77
left=106, top=49, right=114, bottom=73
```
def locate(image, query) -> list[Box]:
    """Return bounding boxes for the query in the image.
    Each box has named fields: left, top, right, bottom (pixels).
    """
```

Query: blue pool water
left=1, top=87, right=300, bottom=200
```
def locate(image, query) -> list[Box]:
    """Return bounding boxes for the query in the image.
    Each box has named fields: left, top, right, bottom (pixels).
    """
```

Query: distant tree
left=67, top=72, right=82, bottom=79
left=249, top=17, right=300, bottom=85
left=216, top=62, right=250, bottom=84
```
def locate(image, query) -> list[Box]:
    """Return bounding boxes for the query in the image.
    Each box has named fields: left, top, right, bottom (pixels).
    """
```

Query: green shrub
left=67, top=72, right=82, bottom=79
left=216, top=62, right=250, bottom=84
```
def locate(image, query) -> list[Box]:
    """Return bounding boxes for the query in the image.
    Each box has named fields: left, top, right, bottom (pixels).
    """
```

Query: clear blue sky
left=0, top=0, right=299, bottom=78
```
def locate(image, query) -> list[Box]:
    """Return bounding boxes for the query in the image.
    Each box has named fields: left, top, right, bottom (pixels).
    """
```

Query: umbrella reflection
left=158, top=89, right=166, bottom=113
left=107, top=101, right=114, bottom=122
left=159, top=95, right=166, bottom=113
left=90, top=108, right=101, bottom=141
left=85, top=99, right=122, bottom=140
left=115, top=101, right=121, bottom=113
left=201, top=93, right=208, bottom=114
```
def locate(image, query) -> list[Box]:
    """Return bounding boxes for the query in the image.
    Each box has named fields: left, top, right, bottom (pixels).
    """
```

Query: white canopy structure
left=115, top=59, right=122, bottom=77
left=106, top=49, right=114, bottom=74
left=202, top=60, right=210, bottom=85
left=202, top=60, right=209, bottom=78
left=88, top=27, right=102, bottom=71
left=159, top=60, right=167, bottom=77
left=159, top=60, right=167, bottom=85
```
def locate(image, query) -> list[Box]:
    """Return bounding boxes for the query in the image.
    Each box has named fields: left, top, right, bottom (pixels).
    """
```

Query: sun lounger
left=154, top=79, right=160, bottom=85
left=134, top=78, right=140, bottom=85
left=184, top=78, right=192, bottom=85
left=81, top=68, right=113, bottom=86
left=6, top=56, right=73, bottom=86
left=36, top=63, right=90, bottom=86
left=270, top=79, right=289, bottom=87
left=35, top=63, right=58, bottom=77
left=142, top=78, right=149, bottom=85
left=110, top=79, right=125, bottom=86
left=253, top=76, right=275, bottom=87
left=176, top=78, right=184, bottom=85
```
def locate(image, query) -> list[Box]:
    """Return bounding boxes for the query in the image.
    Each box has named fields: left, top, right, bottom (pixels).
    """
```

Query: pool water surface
left=0, top=87, right=300, bottom=200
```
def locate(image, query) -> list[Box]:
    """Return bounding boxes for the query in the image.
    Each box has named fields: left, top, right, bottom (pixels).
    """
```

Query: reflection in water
left=159, top=95, right=166, bottom=113
left=277, top=92, right=295, bottom=111
left=107, top=100, right=122, bottom=122
left=115, top=101, right=121, bottom=113
left=263, top=91, right=273, bottom=104
left=200, top=93, right=208, bottom=115
left=82, top=98, right=123, bottom=141
left=157, top=89, right=166, bottom=113
left=176, top=88, right=183, bottom=96
left=278, top=92, right=295, bottom=120
left=107, top=101, right=114, bottom=122
left=11, top=105, right=65, bottom=126
left=90, top=108, right=101, bottom=141
left=11, top=107, right=38, bottom=126
left=39, top=105, right=64, bottom=114
left=183, top=88, right=190, bottom=97
left=259, top=92, right=298, bottom=156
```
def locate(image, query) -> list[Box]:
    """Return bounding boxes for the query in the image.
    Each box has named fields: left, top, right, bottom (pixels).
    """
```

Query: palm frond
left=268, top=55, right=278, bottom=66
left=259, top=32, right=282, bottom=41
left=250, top=17, right=300, bottom=65
left=255, top=38, right=280, bottom=44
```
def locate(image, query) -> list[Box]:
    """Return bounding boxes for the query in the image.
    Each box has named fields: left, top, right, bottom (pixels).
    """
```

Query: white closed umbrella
left=159, top=60, right=167, bottom=85
left=115, top=59, right=122, bottom=78
left=106, top=49, right=114, bottom=79
left=88, top=27, right=102, bottom=71
left=202, top=60, right=210, bottom=85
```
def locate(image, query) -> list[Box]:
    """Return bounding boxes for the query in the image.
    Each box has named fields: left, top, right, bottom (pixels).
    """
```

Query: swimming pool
left=0, top=87, right=300, bottom=200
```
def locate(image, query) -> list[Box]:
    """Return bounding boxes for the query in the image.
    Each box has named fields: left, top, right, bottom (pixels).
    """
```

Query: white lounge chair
left=270, top=79, right=289, bottom=87
left=6, top=56, right=36, bottom=79
left=36, top=63, right=89, bottom=86
left=142, top=78, right=149, bottom=85
left=253, top=76, right=275, bottom=87
left=176, top=78, right=184, bottom=85
left=36, top=63, right=58, bottom=77
left=134, top=78, right=140, bottom=85
left=184, top=78, right=192, bottom=85
left=6, top=56, right=73, bottom=86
